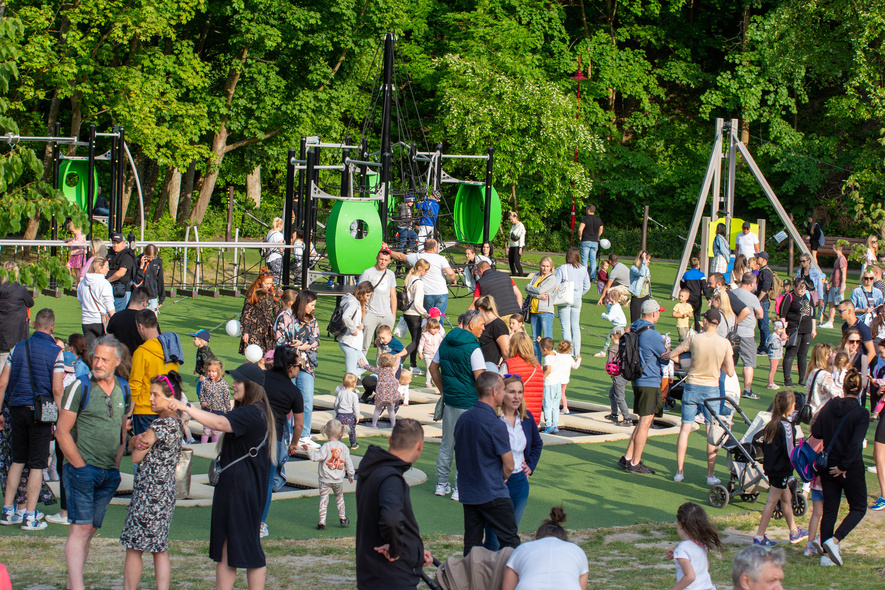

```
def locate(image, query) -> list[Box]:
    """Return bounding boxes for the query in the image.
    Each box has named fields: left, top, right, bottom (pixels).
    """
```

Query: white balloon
left=245, top=344, right=263, bottom=363
left=225, top=319, right=242, bottom=337
left=599, top=238, right=612, bottom=250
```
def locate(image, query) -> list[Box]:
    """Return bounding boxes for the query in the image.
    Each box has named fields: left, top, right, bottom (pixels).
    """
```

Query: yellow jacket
left=129, top=338, right=180, bottom=415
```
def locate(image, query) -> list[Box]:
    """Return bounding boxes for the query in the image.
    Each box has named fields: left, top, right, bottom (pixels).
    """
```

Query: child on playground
left=832, top=351, right=849, bottom=390
left=605, top=329, right=632, bottom=426
left=672, top=289, right=694, bottom=343
left=197, top=359, right=231, bottom=443
left=802, top=414, right=826, bottom=557
left=754, top=390, right=808, bottom=547
left=190, top=328, right=217, bottom=398
left=596, top=260, right=610, bottom=295
left=374, top=324, right=407, bottom=361
left=360, top=353, right=402, bottom=428
left=301, top=419, right=355, bottom=530
left=666, top=502, right=722, bottom=590
left=65, top=221, right=87, bottom=281
left=553, top=340, right=581, bottom=415
left=595, top=286, right=628, bottom=357
left=398, top=368, right=413, bottom=406
left=540, top=338, right=562, bottom=434
left=334, top=373, right=361, bottom=450
left=508, top=313, right=525, bottom=335
left=418, top=317, right=444, bottom=387
left=767, top=321, right=787, bottom=390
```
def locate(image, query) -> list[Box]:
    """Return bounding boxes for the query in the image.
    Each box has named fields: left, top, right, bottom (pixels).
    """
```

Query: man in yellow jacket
left=129, top=310, right=180, bottom=435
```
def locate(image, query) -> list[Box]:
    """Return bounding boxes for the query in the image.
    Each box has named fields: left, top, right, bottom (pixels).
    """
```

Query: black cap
left=111, top=232, right=125, bottom=243
left=756, top=251, right=769, bottom=261
left=703, top=309, right=721, bottom=324
left=742, top=221, right=751, bottom=229
left=227, top=363, right=266, bottom=386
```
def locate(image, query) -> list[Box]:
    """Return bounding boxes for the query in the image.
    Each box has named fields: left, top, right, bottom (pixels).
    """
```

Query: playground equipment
left=670, top=118, right=816, bottom=299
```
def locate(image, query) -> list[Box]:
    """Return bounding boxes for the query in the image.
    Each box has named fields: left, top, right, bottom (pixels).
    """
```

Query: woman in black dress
left=167, top=364, right=275, bottom=589
left=778, top=280, right=816, bottom=387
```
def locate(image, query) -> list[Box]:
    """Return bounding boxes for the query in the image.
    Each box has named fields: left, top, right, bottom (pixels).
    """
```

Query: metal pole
left=282, top=148, right=296, bottom=286
left=380, top=151, right=391, bottom=241
left=712, top=118, right=724, bottom=220
left=116, top=127, right=125, bottom=233
left=434, top=143, right=443, bottom=192
left=87, top=125, right=96, bottom=239
left=483, top=147, right=494, bottom=243
left=641, top=205, right=649, bottom=252
left=108, top=127, right=117, bottom=231
left=50, top=128, right=59, bottom=287
left=296, top=136, right=307, bottom=230
left=341, top=137, right=352, bottom=197
left=725, top=118, right=738, bottom=231
left=359, top=138, right=368, bottom=194
left=302, top=149, right=316, bottom=290
left=380, top=33, right=394, bottom=166
left=226, top=186, right=235, bottom=244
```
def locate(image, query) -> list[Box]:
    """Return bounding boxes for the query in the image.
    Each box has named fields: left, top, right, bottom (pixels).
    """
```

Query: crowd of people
left=0, top=204, right=882, bottom=588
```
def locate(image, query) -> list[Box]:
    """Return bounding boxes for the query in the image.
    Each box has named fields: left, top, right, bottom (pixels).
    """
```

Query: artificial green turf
left=3, top=259, right=876, bottom=541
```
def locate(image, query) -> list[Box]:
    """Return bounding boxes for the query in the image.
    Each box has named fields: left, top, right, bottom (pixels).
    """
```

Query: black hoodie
left=0, top=280, right=33, bottom=351
left=811, top=397, right=870, bottom=472
left=355, top=445, right=424, bottom=589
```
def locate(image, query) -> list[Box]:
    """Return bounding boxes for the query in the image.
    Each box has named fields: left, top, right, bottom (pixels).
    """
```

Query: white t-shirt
left=673, top=540, right=713, bottom=590
left=431, top=347, right=485, bottom=372
left=543, top=353, right=561, bottom=385
left=264, top=230, right=284, bottom=263
left=505, top=537, right=588, bottom=590
left=406, top=252, right=451, bottom=296
left=735, top=231, right=759, bottom=260
left=359, top=266, right=396, bottom=317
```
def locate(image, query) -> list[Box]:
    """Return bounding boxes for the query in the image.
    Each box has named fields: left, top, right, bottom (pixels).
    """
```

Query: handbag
left=112, top=281, right=126, bottom=299
left=553, top=279, right=575, bottom=306
left=786, top=328, right=799, bottom=348
left=814, top=409, right=856, bottom=472
left=208, top=432, right=268, bottom=486
left=26, top=341, right=58, bottom=424
left=799, top=370, right=822, bottom=424
left=175, top=447, right=194, bottom=500
left=87, top=284, right=110, bottom=331
left=433, top=394, right=445, bottom=422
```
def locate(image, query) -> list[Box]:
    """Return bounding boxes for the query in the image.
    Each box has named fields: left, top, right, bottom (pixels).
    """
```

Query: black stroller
left=703, top=396, right=806, bottom=518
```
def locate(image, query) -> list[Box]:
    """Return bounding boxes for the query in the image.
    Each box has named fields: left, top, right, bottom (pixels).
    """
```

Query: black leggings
left=629, top=295, right=650, bottom=325
left=81, top=323, right=105, bottom=350
left=508, top=247, right=523, bottom=277
left=783, top=331, right=812, bottom=384
left=404, top=314, right=423, bottom=367
left=820, top=462, right=867, bottom=542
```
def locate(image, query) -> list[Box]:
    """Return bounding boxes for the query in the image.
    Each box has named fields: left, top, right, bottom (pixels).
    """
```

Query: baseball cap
left=703, top=309, right=721, bottom=324
left=189, top=329, right=211, bottom=341
left=640, top=299, right=663, bottom=315
left=227, top=363, right=266, bottom=386
left=63, top=351, right=76, bottom=372
left=428, top=307, right=445, bottom=319
left=111, top=232, right=125, bottom=243
left=756, top=251, right=769, bottom=261
left=742, top=221, right=751, bottom=229
left=263, top=350, right=275, bottom=363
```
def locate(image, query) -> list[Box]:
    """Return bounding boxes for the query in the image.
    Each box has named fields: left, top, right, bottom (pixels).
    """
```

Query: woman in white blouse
left=507, top=211, right=526, bottom=277
left=805, top=343, right=842, bottom=413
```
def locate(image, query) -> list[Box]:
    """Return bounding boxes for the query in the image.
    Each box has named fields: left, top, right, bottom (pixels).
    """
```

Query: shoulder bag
left=27, top=341, right=58, bottom=423
left=87, top=283, right=110, bottom=331
left=814, top=408, right=856, bottom=472
left=208, top=432, right=268, bottom=486
left=552, top=270, right=575, bottom=306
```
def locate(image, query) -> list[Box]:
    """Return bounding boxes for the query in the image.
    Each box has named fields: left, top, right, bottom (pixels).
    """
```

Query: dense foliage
left=2, top=0, right=884, bottom=249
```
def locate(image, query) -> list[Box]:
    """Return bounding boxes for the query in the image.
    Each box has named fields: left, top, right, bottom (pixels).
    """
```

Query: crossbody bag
left=26, top=341, right=58, bottom=423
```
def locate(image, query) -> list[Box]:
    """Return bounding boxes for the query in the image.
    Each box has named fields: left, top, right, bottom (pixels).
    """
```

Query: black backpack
left=327, top=304, right=358, bottom=338
left=617, top=324, right=652, bottom=382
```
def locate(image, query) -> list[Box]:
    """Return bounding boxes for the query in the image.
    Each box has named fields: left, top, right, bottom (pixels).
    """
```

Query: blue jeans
left=758, top=298, right=771, bottom=353
left=398, top=228, right=417, bottom=250
left=543, top=383, right=561, bottom=428
left=262, top=438, right=289, bottom=523
left=63, top=464, right=121, bottom=528
left=295, top=371, right=315, bottom=439
left=557, top=303, right=582, bottom=356
left=113, top=290, right=130, bottom=312
left=483, top=470, right=529, bottom=550
left=680, top=383, right=720, bottom=424
left=581, top=241, right=599, bottom=280
left=423, top=293, right=449, bottom=316
left=339, top=342, right=366, bottom=378
left=530, top=312, right=554, bottom=359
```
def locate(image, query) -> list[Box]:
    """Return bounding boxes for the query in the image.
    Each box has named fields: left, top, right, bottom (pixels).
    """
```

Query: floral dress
left=275, top=310, right=320, bottom=375
left=365, top=359, right=402, bottom=406
left=239, top=292, right=283, bottom=355
left=120, top=417, right=183, bottom=553
left=0, top=405, right=56, bottom=506
left=198, top=379, right=231, bottom=413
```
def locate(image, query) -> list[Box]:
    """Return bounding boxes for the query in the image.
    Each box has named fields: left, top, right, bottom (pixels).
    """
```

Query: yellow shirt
left=530, top=276, right=543, bottom=314
left=673, top=302, right=693, bottom=329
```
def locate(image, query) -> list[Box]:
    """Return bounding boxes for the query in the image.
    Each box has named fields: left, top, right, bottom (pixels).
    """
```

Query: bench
left=801, top=236, right=866, bottom=258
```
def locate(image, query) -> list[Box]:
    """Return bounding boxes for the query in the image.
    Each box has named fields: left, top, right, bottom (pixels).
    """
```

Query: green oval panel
left=453, top=184, right=501, bottom=244
left=59, top=160, right=99, bottom=212
left=326, top=200, right=383, bottom=274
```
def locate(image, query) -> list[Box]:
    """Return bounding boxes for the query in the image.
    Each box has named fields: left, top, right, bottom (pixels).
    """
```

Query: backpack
left=261, top=231, right=283, bottom=259
left=790, top=438, right=820, bottom=483
left=775, top=292, right=791, bottom=316
left=326, top=303, right=359, bottom=338
left=766, top=268, right=784, bottom=303
left=616, top=324, right=652, bottom=382
left=75, top=374, right=132, bottom=414
left=815, top=223, right=825, bottom=247
left=397, top=278, right=416, bottom=312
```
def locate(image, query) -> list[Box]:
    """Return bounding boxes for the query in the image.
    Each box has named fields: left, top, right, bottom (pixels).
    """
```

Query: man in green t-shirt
left=56, top=336, right=128, bottom=590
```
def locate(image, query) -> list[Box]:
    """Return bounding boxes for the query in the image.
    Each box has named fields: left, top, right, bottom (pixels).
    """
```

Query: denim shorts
left=64, top=464, right=121, bottom=528
left=810, top=488, right=824, bottom=502
left=680, top=383, right=720, bottom=424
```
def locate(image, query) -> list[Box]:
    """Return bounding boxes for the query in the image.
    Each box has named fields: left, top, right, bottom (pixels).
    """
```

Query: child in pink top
left=418, top=317, right=444, bottom=388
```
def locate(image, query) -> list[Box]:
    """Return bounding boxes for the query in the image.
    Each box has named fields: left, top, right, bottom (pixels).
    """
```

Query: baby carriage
left=703, top=396, right=806, bottom=518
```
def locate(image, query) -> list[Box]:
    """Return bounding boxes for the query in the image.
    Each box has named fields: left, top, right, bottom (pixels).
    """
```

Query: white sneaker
left=706, top=476, right=721, bottom=486
left=299, top=437, right=320, bottom=450
left=673, top=472, right=685, bottom=483
left=868, top=465, right=878, bottom=474
left=820, top=554, right=837, bottom=566
left=822, top=538, right=842, bottom=566
left=0, top=507, right=21, bottom=526
left=16, top=509, right=43, bottom=521
left=21, top=515, right=48, bottom=531
left=259, top=523, right=268, bottom=538
left=451, top=488, right=459, bottom=502
left=818, top=322, right=834, bottom=329
left=434, top=482, right=451, bottom=496
left=45, top=512, right=70, bottom=525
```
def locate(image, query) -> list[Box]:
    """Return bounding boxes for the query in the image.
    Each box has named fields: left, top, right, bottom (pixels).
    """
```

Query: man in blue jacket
left=620, top=299, right=668, bottom=475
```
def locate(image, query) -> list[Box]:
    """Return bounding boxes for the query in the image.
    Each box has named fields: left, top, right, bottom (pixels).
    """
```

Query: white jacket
left=77, top=273, right=114, bottom=324
left=337, top=293, right=364, bottom=350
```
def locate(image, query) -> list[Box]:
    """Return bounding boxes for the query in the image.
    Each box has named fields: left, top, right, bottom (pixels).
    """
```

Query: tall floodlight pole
left=379, top=32, right=395, bottom=240
left=570, top=57, right=588, bottom=247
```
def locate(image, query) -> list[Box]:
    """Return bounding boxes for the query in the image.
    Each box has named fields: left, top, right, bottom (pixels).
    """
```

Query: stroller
left=703, top=396, right=807, bottom=518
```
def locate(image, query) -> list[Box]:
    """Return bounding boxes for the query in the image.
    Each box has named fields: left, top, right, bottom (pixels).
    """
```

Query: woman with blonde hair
left=77, top=256, right=116, bottom=347
left=555, top=247, right=592, bottom=357
left=525, top=256, right=558, bottom=359
left=264, top=217, right=286, bottom=284
left=402, top=259, right=430, bottom=372
left=501, top=332, right=543, bottom=426
left=863, top=234, right=879, bottom=279
left=730, top=254, right=748, bottom=289
left=806, top=343, right=842, bottom=413
left=628, top=250, right=652, bottom=323
left=507, top=211, right=526, bottom=276
left=336, top=281, right=374, bottom=377
left=79, top=237, right=108, bottom=282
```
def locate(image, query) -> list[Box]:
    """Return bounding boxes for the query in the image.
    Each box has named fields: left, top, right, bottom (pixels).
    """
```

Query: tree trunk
left=153, top=166, right=174, bottom=222
left=167, top=168, right=182, bottom=220
left=139, top=157, right=160, bottom=227
left=246, top=165, right=261, bottom=208
left=511, top=183, right=518, bottom=211
left=741, top=7, right=751, bottom=146
left=177, top=162, right=197, bottom=224
left=189, top=47, right=248, bottom=225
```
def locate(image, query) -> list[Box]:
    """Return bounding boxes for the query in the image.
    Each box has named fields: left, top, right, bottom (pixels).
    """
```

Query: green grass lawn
left=2, top=259, right=877, bottom=544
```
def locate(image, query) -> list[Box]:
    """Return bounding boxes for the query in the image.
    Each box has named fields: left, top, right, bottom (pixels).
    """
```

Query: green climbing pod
left=453, top=184, right=501, bottom=244
left=59, top=160, right=99, bottom=212
left=326, top=200, right=383, bottom=274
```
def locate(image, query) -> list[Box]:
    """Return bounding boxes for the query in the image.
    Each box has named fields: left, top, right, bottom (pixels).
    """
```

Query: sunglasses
left=848, top=340, right=861, bottom=344
left=864, top=277, right=874, bottom=281
left=105, top=395, right=114, bottom=418
left=503, top=374, right=522, bottom=380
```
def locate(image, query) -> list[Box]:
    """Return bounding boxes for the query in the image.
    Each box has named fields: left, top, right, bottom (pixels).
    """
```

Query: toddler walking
left=398, top=369, right=413, bottom=406
left=595, top=286, right=628, bottom=357
left=540, top=338, right=562, bottom=434
left=334, top=373, right=361, bottom=450
left=666, top=502, right=722, bottom=590
left=605, top=329, right=633, bottom=425
left=767, top=321, right=787, bottom=389
left=302, top=420, right=355, bottom=530
left=360, top=353, right=402, bottom=428
left=418, top=317, right=444, bottom=387
left=197, top=360, right=231, bottom=443
left=554, top=340, right=581, bottom=415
